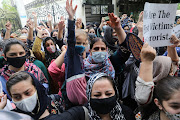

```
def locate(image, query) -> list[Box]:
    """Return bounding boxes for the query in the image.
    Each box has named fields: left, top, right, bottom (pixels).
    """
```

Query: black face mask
left=90, top=95, right=117, bottom=114
left=52, top=37, right=57, bottom=41
left=88, top=33, right=97, bottom=41
left=7, top=55, right=26, bottom=68
left=112, top=36, right=118, bottom=43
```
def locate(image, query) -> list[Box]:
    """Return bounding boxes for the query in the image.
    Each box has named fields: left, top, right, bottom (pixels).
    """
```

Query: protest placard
left=172, top=25, right=180, bottom=39
left=143, top=2, right=178, bottom=47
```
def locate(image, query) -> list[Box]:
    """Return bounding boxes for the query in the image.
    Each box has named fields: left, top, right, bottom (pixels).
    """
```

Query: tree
left=0, top=0, right=21, bottom=32
left=178, top=3, right=180, bottom=10
left=2, top=0, right=17, bottom=13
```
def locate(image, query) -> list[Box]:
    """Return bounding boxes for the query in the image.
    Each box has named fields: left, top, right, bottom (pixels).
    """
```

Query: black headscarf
left=13, top=71, right=48, bottom=120
left=103, top=26, right=118, bottom=52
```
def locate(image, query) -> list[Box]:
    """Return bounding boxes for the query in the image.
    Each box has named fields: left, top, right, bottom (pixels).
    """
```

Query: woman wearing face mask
left=32, top=26, right=52, bottom=58
left=84, top=37, right=115, bottom=79
left=104, top=26, right=119, bottom=55
left=32, top=34, right=60, bottom=67
left=0, top=40, right=48, bottom=101
left=84, top=13, right=131, bottom=80
left=88, top=27, right=96, bottom=34
left=43, top=37, right=60, bottom=67
left=0, top=71, right=88, bottom=120
left=86, top=73, right=135, bottom=120
left=87, top=27, right=97, bottom=45
left=141, top=76, right=180, bottom=120
left=135, top=35, right=180, bottom=106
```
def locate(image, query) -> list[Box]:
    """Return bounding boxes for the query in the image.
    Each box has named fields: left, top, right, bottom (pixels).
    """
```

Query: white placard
left=172, top=25, right=180, bottom=39
left=143, top=2, right=178, bottom=47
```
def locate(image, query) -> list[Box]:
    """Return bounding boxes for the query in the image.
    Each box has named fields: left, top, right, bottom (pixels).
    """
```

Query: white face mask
left=92, top=51, right=107, bottom=63
left=21, top=33, right=28, bottom=37
left=13, top=91, right=37, bottom=112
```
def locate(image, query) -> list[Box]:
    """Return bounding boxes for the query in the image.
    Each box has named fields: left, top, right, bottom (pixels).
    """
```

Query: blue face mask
left=75, top=45, right=85, bottom=55
left=92, top=51, right=107, bottom=63
left=124, top=30, right=130, bottom=33
left=102, top=25, right=107, bottom=31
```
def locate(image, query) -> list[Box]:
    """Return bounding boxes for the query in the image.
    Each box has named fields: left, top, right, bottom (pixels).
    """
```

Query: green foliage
left=2, top=0, right=17, bottom=13
left=0, top=0, right=21, bottom=32
left=178, top=3, right=180, bottom=10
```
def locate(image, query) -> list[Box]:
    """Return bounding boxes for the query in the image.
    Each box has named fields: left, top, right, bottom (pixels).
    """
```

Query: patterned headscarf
left=84, top=54, right=115, bottom=79
left=86, top=73, right=126, bottom=120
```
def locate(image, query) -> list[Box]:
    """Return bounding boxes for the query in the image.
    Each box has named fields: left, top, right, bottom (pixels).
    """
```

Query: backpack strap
left=0, top=76, right=12, bottom=101
left=82, top=106, right=89, bottom=120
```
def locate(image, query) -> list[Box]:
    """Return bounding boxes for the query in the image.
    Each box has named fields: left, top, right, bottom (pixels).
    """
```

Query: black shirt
left=41, top=106, right=85, bottom=120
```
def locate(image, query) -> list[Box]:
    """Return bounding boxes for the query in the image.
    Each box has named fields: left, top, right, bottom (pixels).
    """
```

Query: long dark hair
left=43, top=37, right=60, bottom=66
left=141, top=76, right=180, bottom=119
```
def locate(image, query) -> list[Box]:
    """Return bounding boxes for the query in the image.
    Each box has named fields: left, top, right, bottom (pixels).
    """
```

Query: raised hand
left=40, top=21, right=48, bottom=29
left=58, top=16, right=65, bottom=30
left=140, top=43, right=156, bottom=62
left=137, top=11, right=143, bottom=31
left=121, top=14, right=127, bottom=21
left=47, top=14, right=52, bottom=22
left=66, top=0, right=77, bottom=20
left=75, top=18, right=82, bottom=29
left=61, top=45, right=67, bottom=52
left=107, top=13, right=121, bottom=30
left=169, top=34, right=180, bottom=47
left=138, top=11, right=143, bottom=23
left=32, top=12, right=37, bottom=18
left=136, top=21, right=143, bottom=33
left=0, top=93, right=7, bottom=109
left=101, top=17, right=105, bottom=23
left=27, top=19, right=34, bottom=29
left=36, top=26, right=43, bottom=38
left=5, top=21, right=12, bottom=30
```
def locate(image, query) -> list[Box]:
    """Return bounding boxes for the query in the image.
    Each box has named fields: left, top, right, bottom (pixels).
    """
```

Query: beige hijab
left=153, top=56, right=172, bottom=82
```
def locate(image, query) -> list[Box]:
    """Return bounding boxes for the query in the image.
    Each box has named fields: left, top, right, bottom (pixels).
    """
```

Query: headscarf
left=86, top=73, right=126, bottom=120
left=153, top=56, right=172, bottom=82
left=13, top=71, right=48, bottom=120
left=103, top=26, right=118, bottom=52
left=84, top=54, right=115, bottom=79
left=43, top=37, right=60, bottom=66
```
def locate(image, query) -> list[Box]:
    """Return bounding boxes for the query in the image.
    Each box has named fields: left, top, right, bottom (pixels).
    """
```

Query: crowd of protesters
left=0, top=0, right=180, bottom=120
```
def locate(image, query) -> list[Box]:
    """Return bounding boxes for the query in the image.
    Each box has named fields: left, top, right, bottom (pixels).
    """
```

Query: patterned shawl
left=86, top=73, right=126, bottom=120
left=84, top=54, right=115, bottom=79
left=0, top=61, right=48, bottom=84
